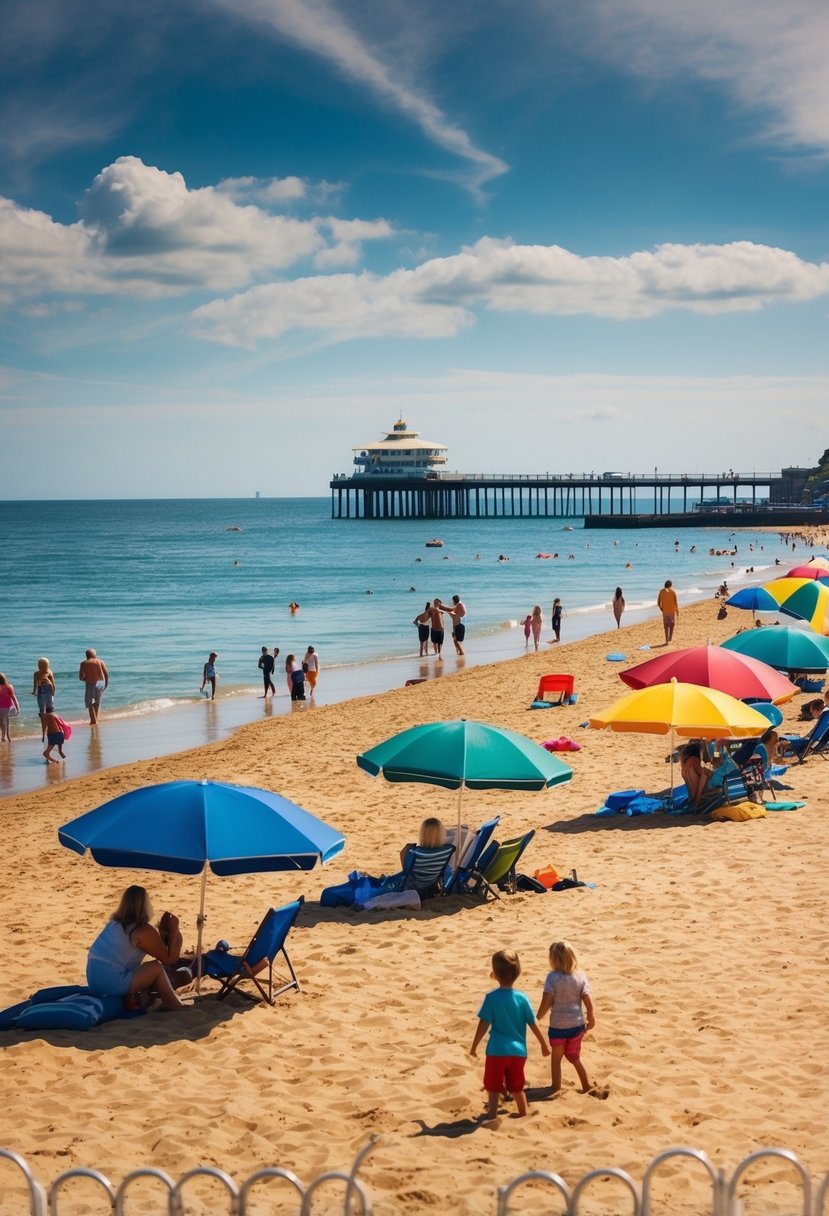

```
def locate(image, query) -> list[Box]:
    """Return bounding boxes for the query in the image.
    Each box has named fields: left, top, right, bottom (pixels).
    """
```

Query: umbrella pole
left=455, top=785, right=464, bottom=869
left=670, top=728, right=675, bottom=807
left=195, top=865, right=207, bottom=995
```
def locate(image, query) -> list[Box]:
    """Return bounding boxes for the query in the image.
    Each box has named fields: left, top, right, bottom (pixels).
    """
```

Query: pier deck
left=330, top=469, right=809, bottom=520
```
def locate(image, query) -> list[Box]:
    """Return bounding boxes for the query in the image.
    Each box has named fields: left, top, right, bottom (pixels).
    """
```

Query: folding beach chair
left=781, top=707, right=829, bottom=763
left=202, top=897, right=304, bottom=1005
left=397, top=843, right=456, bottom=898
left=535, top=674, right=575, bottom=705
left=471, top=829, right=536, bottom=900
left=445, top=816, right=500, bottom=895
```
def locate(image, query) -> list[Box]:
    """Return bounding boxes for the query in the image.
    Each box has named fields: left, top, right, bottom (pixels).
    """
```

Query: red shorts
left=483, top=1055, right=526, bottom=1094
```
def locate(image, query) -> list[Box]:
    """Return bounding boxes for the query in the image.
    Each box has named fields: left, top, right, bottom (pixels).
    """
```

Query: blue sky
left=2, top=0, right=828, bottom=498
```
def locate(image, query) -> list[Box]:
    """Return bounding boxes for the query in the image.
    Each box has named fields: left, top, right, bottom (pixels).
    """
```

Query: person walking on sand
left=536, top=940, right=595, bottom=1095
left=0, top=673, right=21, bottom=743
left=32, top=657, right=56, bottom=739
left=531, top=605, right=543, bottom=651
left=414, top=602, right=432, bottom=656
left=200, top=652, right=218, bottom=700
left=522, top=614, right=532, bottom=649
left=428, top=600, right=445, bottom=659
left=303, top=646, right=319, bottom=695
left=612, top=587, right=625, bottom=629
left=657, top=579, right=679, bottom=644
left=550, top=598, right=564, bottom=643
left=79, top=648, right=109, bottom=724
left=470, top=949, right=549, bottom=1122
left=258, top=646, right=276, bottom=698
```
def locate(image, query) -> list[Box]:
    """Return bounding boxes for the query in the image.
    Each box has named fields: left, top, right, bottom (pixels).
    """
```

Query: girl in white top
left=536, top=940, right=595, bottom=1093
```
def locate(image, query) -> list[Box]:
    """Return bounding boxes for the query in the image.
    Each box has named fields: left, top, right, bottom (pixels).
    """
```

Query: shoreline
left=0, top=593, right=699, bottom=799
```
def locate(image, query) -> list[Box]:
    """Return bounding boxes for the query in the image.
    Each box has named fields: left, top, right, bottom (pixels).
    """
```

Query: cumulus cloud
left=191, top=236, right=829, bottom=346
left=206, top=0, right=508, bottom=192
left=0, top=157, right=393, bottom=303
left=575, top=0, right=829, bottom=156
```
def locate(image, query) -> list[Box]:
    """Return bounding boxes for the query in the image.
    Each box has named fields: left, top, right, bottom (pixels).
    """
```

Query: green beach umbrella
left=721, top=626, right=829, bottom=673
left=357, top=719, right=572, bottom=860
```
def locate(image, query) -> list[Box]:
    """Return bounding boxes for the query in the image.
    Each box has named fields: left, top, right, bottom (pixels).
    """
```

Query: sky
left=1, top=0, right=828, bottom=498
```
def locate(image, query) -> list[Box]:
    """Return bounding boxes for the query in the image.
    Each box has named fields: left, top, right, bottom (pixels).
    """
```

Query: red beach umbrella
left=786, top=565, right=829, bottom=581
left=619, top=645, right=797, bottom=705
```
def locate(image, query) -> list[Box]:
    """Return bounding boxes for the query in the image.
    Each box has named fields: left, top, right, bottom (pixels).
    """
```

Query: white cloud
left=206, top=0, right=508, bottom=192
left=577, top=0, right=829, bottom=156
left=0, top=157, right=393, bottom=303
left=216, top=174, right=309, bottom=204
left=192, top=236, right=829, bottom=346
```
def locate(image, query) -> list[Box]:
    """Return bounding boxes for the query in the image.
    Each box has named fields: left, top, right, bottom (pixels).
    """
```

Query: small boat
left=425, top=539, right=444, bottom=548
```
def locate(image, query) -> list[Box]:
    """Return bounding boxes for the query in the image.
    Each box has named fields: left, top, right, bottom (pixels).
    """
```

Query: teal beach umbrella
left=721, top=627, right=829, bottom=673
left=357, top=719, right=572, bottom=858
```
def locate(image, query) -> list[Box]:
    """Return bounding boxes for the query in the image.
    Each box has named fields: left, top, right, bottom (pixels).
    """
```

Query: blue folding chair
left=781, top=707, right=829, bottom=763
left=202, top=897, right=304, bottom=1005
left=396, top=843, right=456, bottom=898
left=445, top=816, right=500, bottom=895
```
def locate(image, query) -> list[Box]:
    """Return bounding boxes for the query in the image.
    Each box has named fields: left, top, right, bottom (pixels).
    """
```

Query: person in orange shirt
left=657, top=579, right=679, bottom=643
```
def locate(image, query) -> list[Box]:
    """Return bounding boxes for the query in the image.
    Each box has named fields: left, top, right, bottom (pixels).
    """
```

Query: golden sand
left=1, top=592, right=828, bottom=1212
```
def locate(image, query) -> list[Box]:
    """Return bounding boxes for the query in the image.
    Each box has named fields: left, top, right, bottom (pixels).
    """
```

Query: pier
left=330, top=468, right=811, bottom=520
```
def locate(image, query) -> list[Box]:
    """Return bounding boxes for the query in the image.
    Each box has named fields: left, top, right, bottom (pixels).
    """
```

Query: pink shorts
left=549, top=1030, right=584, bottom=1061
left=483, top=1055, right=526, bottom=1094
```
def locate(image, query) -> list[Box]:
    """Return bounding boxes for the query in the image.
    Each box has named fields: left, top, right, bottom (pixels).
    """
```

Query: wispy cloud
left=191, top=236, right=829, bottom=346
left=574, top=0, right=829, bottom=156
left=207, top=0, right=508, bottom=193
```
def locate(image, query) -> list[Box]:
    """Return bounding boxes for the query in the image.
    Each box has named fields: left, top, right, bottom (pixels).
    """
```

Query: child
left=31, top=657, right=57, bottom=740
left=42, top=709, right=67, bottom=763
left=536, top=940, right=595, bottom=1094
left=0, top=673, right=21, bottom=743
left=470, top=949, right=549, bottom=1120
left=522, top=614, right=532, bottom=648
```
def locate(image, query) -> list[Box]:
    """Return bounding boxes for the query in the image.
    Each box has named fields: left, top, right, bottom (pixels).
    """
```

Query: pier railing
left=4, top=1143, right=829, bottom=1215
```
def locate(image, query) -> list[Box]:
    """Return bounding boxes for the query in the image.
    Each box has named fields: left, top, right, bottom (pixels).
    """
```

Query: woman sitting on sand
left=679, top=741, right=715, bottom=807
left=399, top=817, right=447, bottom=867
left=86, top=885, right=187, bottom=1010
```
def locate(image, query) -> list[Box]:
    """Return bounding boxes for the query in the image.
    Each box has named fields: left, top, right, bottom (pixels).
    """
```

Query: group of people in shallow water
left=0, top=649, right=108, bottom=761
left=200, top=645, right=321, bottom=703
left=413, top=595, right=466, bottom=658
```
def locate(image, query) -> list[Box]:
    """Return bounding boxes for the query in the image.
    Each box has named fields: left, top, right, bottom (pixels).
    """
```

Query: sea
left=0, top=497, right=807, bottom=796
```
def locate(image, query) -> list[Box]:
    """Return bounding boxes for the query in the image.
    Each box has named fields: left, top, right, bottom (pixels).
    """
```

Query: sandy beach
left=1, top=587, right=828, bottom=1213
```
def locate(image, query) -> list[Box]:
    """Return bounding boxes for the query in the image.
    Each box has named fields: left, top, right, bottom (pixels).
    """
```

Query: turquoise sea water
left=0, top=497, right=804, bottom=795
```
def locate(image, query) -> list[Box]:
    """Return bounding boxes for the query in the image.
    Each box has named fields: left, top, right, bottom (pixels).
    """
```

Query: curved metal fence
left=3, top=1142, right=829, bottom=1215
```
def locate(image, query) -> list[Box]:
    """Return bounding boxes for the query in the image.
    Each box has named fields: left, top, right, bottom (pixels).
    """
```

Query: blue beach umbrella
left=59, top=780, right=345, bottom=981
left=725, top=587, right=781, bottom=618
left=357, top=719, right=572, bottom=858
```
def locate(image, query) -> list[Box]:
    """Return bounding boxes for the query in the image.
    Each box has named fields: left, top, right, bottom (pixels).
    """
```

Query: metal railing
left=332, top=471, right=782, bottom=484
left=4, top=1142, right=829, bottom=1215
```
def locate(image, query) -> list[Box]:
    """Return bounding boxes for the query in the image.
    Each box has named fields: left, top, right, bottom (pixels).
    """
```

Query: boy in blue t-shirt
left=470, top=949, right=550, bottom=1120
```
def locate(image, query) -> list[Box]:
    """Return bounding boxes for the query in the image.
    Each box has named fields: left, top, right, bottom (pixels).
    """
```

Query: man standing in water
left=428, top=600, right=445, bottom=659
left=258, top=645, right=276, bottom=698
left=657, top=579, right=679, bottom=644
left=445, top=594, right=467, bottom=655
left=79, top=648, right=109, bottom=725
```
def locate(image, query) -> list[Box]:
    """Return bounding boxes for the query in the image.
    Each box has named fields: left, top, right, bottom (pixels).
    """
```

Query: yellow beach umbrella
left=589, top=679, right=771, bottom=798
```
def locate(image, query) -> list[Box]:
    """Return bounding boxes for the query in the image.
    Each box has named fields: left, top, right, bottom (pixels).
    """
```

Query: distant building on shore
left=351, top=418, right=447, bottom=478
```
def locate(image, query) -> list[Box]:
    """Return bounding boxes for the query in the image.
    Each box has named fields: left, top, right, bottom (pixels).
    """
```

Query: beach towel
left=359, top=890, right=421, bottom=911
left=711, top=802, right=766, bottom=822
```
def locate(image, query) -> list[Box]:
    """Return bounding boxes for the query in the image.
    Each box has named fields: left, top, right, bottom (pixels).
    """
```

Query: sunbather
left=86, top=885, right=186, bottom=1011
left=679, top=741, right=716, bottom=807
left=399, top=816, right=446, bottom=867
